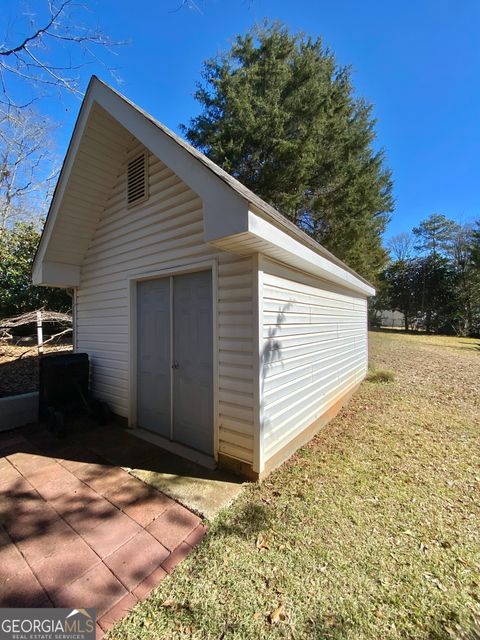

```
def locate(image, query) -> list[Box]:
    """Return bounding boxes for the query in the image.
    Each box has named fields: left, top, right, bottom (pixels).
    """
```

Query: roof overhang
left=209, top=210, right=375, bottom=296
left=33, top=76, right=375, bottom=297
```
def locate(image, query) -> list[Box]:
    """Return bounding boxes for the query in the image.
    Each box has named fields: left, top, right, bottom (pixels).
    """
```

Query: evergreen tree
left=412, top=213, right=457, bottom=257
left=382, top=216, right=480, bottom=336
left=383, top=258, right=416, bottom=331
left=468, top=220, right=480, bottom=334
left=446, top=223, right=479, bottom=335
left=413, top=255, right=458, bottom=334
left=471, top=220, right=480, bottom=269
left=183, top=22, right=393, bottom=281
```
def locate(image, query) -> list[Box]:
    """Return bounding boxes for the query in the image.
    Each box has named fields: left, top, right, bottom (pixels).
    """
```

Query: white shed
left=33, top=76, right=375, bottom=480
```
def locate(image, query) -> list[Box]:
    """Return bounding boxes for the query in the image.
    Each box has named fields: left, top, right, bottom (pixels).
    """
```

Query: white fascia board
left=247, top=211, right=375, bottom=296
left=32, top=259, right=43, bottom=286
left=32, top=92, right=97, bottom=280
left=33, top=261, right=81, bottom=288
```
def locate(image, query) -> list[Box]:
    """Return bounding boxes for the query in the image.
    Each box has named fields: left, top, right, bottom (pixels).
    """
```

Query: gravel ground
left=0, top=343, right=72, bottom=397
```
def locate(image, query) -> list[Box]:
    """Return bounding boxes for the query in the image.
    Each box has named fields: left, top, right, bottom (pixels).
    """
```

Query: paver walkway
left=0, top=425, right=207, bottom=637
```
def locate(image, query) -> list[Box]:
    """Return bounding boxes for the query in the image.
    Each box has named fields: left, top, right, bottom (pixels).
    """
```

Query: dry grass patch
left=366, top=367, right=395, bottom=383
left=110, top=330, right=480, bottom=640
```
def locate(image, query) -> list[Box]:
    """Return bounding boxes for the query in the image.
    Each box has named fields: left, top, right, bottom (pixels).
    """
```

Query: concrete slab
left=74, top=424, right=246, bottom=520
left=0, top=392, right=38, bottom=432
left=130, top=466, right=244, bottom=520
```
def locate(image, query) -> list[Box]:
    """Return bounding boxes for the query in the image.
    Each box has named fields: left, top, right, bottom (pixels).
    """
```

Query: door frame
left=127, top=258, right=218, bottom=462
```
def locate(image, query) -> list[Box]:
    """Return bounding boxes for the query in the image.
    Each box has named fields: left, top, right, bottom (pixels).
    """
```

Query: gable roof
left=33, top=76, right=374, bottom=296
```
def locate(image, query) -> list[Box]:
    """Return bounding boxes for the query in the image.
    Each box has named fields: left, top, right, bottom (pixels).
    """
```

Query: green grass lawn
left=111, top=330, right=480, bottom=640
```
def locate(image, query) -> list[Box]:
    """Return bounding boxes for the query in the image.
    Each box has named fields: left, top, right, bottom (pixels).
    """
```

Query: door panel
left=172, top=270, right=213, bottom=454
left=136, top=278, right=171, bottom=436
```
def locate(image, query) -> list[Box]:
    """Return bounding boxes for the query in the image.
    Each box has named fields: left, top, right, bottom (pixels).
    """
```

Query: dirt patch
left=0, top=343, right=72, bottom=397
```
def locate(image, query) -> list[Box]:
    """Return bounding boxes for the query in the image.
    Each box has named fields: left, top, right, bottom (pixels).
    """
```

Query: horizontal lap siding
left=261, top=260, right=368, bottom=463
left=76, top=143, right=255, bottom=464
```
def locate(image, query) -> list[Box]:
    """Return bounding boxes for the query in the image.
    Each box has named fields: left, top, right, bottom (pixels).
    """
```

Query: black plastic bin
left=39, top=352, right=109, bottom=433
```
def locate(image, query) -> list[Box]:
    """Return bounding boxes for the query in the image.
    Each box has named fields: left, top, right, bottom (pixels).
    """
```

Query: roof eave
left=208, top=209, right=375, bottom=297
left=33, top=75, right=376, bottom=297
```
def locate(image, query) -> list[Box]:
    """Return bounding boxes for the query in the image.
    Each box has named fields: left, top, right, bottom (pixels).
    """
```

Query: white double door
left=136, top=270, right=213, bottom=455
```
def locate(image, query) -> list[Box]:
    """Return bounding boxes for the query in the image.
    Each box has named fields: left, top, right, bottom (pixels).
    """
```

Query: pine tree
left=383, top=216, right=480, bottom=336
left=182, top=22, right=393, bottom=281
left=471, top=220, right=480, bottom=269
left=383, top=259, right=416, bottom=331
left=412, top=213, right=457, bottom=257
left=467, top=220, right=480, bottom=334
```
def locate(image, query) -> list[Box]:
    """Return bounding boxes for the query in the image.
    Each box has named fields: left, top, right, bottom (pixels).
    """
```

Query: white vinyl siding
left=75, top=142, right=255, bottom=465
left=36, top=82, right=373, bottom=479
left=217, top=255, right=255, bottom=463
left=260, top=259, right=368, bottom=463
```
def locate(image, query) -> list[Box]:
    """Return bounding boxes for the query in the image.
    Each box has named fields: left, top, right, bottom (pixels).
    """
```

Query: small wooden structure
left=32, top=77, right=374, bottom=479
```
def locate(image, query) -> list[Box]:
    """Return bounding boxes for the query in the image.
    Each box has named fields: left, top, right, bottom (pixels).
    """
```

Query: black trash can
left=39, top=352, right=109, bottom=433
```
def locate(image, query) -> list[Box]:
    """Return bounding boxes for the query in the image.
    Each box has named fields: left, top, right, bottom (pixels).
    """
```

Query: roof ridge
left=92, top=77, right=373, bottom=290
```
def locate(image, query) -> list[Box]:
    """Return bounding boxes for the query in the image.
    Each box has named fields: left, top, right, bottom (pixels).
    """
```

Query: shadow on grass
left=214, top=500, right=270, bottom=540
left=427, top=615, right=480, bottom=640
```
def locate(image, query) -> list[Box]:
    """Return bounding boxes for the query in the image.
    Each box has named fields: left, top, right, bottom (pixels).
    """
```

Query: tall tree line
left=378, top=214, right=480, bottom=336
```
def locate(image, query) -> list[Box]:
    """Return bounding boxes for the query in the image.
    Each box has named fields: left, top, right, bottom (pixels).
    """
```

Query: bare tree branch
left=0, top=0, right=127, bottom=107
left=388, top=232, right=414, bottom=262
left=0, top=106, right=59, bottom=229
left=0, top=1, right=69, bottom=57
left=169, top=0, right=203, bottom=13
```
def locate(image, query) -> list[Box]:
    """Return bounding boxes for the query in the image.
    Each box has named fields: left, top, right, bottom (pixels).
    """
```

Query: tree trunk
left=425, top=309, right=432, bottom=334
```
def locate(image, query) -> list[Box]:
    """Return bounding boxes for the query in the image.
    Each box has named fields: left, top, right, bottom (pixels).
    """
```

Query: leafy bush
left=0, top=222, right=71, bottom=318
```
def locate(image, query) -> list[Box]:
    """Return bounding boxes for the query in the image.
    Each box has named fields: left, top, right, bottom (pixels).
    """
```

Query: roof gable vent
left=127, top=151, right=148, bottom=207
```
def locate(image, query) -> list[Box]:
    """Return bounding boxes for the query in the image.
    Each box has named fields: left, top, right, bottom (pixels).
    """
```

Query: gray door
left=172, top=270, right=213, bottom=454
left=137, top=277, right=171, bottom=437
left=136, top=270, right=213, bottom=455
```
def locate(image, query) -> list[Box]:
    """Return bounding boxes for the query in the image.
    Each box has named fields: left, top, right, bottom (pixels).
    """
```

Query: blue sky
left=3, top=0, right=479, bottom=241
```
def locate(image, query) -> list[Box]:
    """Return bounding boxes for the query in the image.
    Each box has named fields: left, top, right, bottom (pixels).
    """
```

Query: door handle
left=172, top=361, right=179, bottom=369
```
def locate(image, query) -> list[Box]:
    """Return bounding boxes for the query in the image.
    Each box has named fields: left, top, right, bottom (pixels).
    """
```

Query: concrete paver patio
left=0, top=424, right=208, bottom=637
